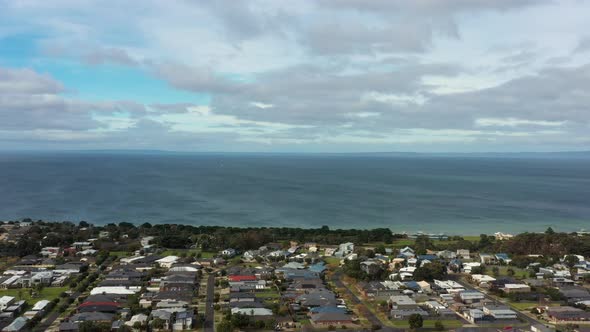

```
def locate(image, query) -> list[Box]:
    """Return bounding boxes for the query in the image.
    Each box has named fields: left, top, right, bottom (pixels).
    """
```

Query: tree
left=545, top=227, right=555, bottom=235
left=492, top=266, right=500, bottom=276
left=434, top=321, right=445, bottom=331
left=564, top=255, right=580, bottom=269
left=408, top=314, right=423, bottom=329
left=506, top=268, right=515, bottom=277
left=414, top=261, right=447, bottom=282
left=216, top=321, right=233, bottom=332
left=152, top=318, right=165, bottom=329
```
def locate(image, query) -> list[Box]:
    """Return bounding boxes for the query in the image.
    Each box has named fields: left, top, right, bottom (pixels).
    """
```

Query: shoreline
left=2, top=218, right=587, bottom=237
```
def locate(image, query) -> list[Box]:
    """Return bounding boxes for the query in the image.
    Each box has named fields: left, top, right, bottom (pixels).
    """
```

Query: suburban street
left=331, top=271, right=403, bottom=332
left=34, top=290, right=81, bottom=332
left=203, top=273, right=215, bottom=332
left=450, top=274, right=549, bottom=329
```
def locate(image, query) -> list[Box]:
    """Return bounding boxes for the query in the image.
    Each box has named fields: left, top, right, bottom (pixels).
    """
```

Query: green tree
left=408, top=313, right=423, bottom=329
left=434, top=320, right=445, bottom=331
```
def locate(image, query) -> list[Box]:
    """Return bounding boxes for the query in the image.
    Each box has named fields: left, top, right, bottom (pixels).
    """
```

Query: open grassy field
left=0, top=286, right=68, bottom=306
left=159, top=249, right=217, bottom=258
left=255, top=290, right=280, bottom=299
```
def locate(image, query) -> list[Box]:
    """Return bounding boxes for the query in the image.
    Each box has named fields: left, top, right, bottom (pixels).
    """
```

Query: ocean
left=0, top=152, right=589, bottom=235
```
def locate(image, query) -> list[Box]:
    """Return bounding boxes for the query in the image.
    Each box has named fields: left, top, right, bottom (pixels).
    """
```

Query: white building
left=156, top=256, right=180, bottom=268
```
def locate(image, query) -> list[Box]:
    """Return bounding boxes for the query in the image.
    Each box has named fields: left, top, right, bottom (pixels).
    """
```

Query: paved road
left=34, top=291, right=81, bottom=332
left=450, top=275, right=547, bottom=329
left=331, top=272, right=403, bottom=332
left=203, top=273, right=215, bottom=332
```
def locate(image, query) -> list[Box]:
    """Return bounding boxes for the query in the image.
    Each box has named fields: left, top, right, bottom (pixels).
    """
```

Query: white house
left=221, top=248, right=237, bottom=257
left=0, top=296, right=15, bottom=310
left=156, top=256, right=180, bottom=268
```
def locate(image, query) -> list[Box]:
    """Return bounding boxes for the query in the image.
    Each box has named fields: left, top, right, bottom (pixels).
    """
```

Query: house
left=495, top=253, right=512, bottom=264
left=231, top=308, right=274, bottom=317
left=559, top=286, right=590, bottom=304
left=458, top=290, right=485, bottom=304
left=243, top=250, right=259, bottom=261
left=462, top=262, right=482, bottom=274
left=457, top=249, right=470, bottom=260
left=1, top=317, right=28, bottom=332
left=502, top=284, right=531, bottom=293
left=434, top=280, right=464, bottom=293
left=58, top=322, right=79, bottom=332
left=90, top=286, right=141, bottom=295
left=31, top=299, right=51, bottom=313
left=479, top=253, right=495, bottom=264
left=150, top=309, right=173, bottom=329
left=173, top=310, right=194, bottom=330
left=221, top=248, right=237, bottom=257
left=389, top=295, right=417, bottom=308
left=0, top=297, right=15, bottom=311
left=335, top=242, right=354, bottom=257
left=466, top=309, right=485, bottom=323
left=360, top=260, right=382, bottom=275
left=357, top=281, right=400, bottom=299
left=471, top=274, right=496, bottom=288
left=310, top=312, right=353, bottom=326
left=125, top=313, right=148, bottom=328
left=399, top=247, right=415, bottom=258
left=155, top=256, right=179, bottom=268
left=546, top=306, right=590, bottom=322
left=437, top=250, right=457, bottom=260
left=483, top=304, right=517, bottom=320
left=70, top=312, right=115, bottom=323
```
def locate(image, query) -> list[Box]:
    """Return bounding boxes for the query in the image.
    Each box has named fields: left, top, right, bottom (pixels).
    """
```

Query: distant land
left=3, top=149, right=590, bottom=158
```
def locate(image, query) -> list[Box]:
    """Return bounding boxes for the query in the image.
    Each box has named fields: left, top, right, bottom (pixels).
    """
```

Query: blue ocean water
left=0, top=152, right=589, bottom=234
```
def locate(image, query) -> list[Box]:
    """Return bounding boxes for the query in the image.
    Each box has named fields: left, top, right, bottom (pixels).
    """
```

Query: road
left=450, top=274, right=547, bottom=329
left=331, top=271, right=403, bottom=332
left=203, top=273, right=215, bottom=332
left=34, top=290, right=81, bottom=332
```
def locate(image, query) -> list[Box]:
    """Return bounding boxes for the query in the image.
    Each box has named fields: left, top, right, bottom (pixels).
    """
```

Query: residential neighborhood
left=1, top=220, right=590, bottom=331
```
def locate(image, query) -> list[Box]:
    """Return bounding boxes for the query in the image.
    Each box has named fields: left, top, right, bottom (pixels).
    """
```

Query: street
left=203, top=273, right=215, bottom=332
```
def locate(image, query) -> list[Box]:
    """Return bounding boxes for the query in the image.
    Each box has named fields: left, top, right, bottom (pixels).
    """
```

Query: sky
left=0, top=0, right=589, bottom=153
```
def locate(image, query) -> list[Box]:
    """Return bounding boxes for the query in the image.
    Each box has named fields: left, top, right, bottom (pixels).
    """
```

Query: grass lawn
left=324, top=257, right=341, bottom=268
left=108, top=251, right=131, bottom=258
left=0, top=286, right=68, bottom=306
left=496, top=266, right=529, bottom=278
left=160, top=249, right=217, bottom=258
left=509, top=301, right=559, bottom=310
left=255, top=290, right=280, bottom=299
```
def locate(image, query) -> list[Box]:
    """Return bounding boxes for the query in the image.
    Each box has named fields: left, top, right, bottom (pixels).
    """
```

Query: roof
left=231, top=308, right=273, bottom=316
left=70, top=312, right=115, bottom=322
left=389, top=295, right=416, bottom=306
left=156, top=256, right=179, bottom=263
left=228, top=275, right=257, bottom=282
left=32, top=300, right=51, bottom=311
left=3, top=317, right=28, bottom=331
left=311, top=312, right=352, bottom=323
left=90, top=286, right=141, bottom=295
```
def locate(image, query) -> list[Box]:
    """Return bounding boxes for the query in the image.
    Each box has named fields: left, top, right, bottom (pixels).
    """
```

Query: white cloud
left=475, top=117, right=566, bottom=127
left=250, top=102, right=274, bottom=109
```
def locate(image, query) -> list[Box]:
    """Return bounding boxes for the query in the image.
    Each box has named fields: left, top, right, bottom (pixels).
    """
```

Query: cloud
left=81, top=47, right=139, bottom=66
left=475, top=118, right=566, bottom=127
left=151, top=62, right=245, bottom=93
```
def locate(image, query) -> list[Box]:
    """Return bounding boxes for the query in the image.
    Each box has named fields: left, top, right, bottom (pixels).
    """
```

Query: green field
left=0, top=287, right=68, bottom=306
left=160, top=249, right=217, bottom=258
left=255, top=290, right=280, bottom=299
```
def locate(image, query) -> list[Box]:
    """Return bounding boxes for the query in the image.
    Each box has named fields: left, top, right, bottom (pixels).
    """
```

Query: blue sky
left=0, top=0, right=589, bottom=152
